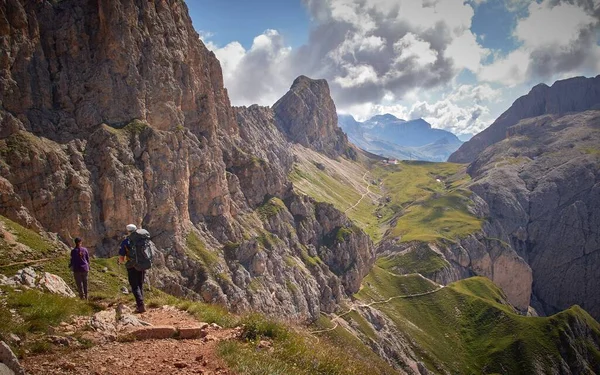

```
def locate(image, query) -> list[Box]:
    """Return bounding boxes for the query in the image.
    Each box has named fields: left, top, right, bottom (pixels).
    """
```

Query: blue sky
left=188, top=0, right=600, bottom=136
left=188, top=0, right=309, bottom=48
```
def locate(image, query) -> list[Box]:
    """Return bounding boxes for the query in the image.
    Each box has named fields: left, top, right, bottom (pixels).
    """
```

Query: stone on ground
left=0, top=341, right=26, bottom=375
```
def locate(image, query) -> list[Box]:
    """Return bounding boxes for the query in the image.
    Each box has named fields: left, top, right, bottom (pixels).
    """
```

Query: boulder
left=178, top=326, right=208, bottom=340
left=129, top=326, right=177, bottom=340
left=8, top=269, right=75, bottom=298
left=12, top=268, right=36, bottom=288
left=0, top=342, right=26, bottom=375
left=38, top=273, right=76, bottom=298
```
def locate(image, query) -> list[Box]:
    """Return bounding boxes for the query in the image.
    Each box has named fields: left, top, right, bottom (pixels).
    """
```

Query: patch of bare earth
left=22, top=306, right=240, bottom=375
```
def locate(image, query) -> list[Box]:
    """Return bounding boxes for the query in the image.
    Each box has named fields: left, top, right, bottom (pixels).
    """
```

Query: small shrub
left=29, top=340, right=53, bottom=354
left=241, top=313, right=288, bottom=341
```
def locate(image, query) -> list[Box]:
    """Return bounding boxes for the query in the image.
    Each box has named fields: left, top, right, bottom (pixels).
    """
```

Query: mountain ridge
left=449, top=75, right=600, bottom=163
left=339, top=113, right=462, bottom=161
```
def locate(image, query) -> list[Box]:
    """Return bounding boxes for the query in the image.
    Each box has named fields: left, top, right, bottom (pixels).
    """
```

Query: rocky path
left=22, top=306, right=240, bottom=375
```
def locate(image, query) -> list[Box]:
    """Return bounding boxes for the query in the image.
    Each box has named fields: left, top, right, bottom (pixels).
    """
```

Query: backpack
left=127, top=229, right=153, bottom=271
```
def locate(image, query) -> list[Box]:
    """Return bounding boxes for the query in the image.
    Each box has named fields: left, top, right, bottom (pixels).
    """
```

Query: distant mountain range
left=338, top=113, right=463, bottom=162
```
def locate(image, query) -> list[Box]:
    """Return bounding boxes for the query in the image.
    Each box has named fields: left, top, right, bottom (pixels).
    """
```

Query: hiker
left=118, top=224, right=153, bottom=313
left=69, top=237, right=89, bottom=300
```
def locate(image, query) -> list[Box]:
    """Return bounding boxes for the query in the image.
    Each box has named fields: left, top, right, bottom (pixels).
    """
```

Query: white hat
left=126, top=224, right=137, bottom=232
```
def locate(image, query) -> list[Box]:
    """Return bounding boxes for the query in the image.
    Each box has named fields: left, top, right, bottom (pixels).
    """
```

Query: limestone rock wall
left=273, top=76, right=356, bottom=160
left=0, top=0, right=375, bottom=320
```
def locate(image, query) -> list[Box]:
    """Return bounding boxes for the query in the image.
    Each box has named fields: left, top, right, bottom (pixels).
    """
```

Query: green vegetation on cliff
left=289, top=147, right=382, bottom=242
left=186, top=231, right=219, bottom=268
left=257, top=197, right=286, bottom=219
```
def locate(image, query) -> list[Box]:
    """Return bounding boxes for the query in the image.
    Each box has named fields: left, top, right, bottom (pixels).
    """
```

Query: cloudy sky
left=188, top=0, right=600, bottom=137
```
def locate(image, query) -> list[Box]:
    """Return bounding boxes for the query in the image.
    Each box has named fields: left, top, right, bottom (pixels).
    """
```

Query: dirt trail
left=22, top=307, right=239, bottom=375
left=345, top=171, right=379, bottom=214
left=311, top=280, right=445, bottom=335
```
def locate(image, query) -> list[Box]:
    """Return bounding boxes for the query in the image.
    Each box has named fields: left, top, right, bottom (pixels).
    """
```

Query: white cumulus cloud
left=203, top=29, right=292, bottom=106
left=201, top=0, right=599, bottom=136
left=479, top=0, right=600, bottom=86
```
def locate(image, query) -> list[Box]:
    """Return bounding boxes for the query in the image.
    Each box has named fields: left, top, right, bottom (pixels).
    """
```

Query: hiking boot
left=136, top=304, right=146, bottom=314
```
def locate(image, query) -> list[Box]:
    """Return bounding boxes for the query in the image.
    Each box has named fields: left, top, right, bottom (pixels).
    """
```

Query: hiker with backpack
left=118, top=224, right=153, bottom=313
left=69, top=237, right=90, bottom=300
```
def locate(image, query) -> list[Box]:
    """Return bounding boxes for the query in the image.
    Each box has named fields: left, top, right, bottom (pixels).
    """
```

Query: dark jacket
left=69, top=246, right=90, bottom=272
left=119, top=238, right=134, bottom=269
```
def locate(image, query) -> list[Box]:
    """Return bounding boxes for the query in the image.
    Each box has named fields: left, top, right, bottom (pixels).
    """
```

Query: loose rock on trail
left=21, top=306, right=241, bottom=375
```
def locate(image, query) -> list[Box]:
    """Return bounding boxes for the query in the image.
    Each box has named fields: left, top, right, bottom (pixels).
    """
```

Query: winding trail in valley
left=310, top=281, right=445, bottom=335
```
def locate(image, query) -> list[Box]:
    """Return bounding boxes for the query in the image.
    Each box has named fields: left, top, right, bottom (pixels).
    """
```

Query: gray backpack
left=128, top=229, right=153, bottom=271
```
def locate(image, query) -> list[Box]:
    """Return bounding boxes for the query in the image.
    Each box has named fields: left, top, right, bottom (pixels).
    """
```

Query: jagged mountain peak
left=290, top=75, right=329, bottom=90
left=273, top=75, right=355, bottom=159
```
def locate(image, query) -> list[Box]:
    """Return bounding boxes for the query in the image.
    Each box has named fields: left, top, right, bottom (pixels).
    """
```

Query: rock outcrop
left=449, top=75, right=600, bottom=163
left=0, top=0, right=373, bottom=320
left=379, top=232, right=533, bottom=311
left=274, top=76, right=356, bottom=160
left=0, top=267, right=76, bottom=298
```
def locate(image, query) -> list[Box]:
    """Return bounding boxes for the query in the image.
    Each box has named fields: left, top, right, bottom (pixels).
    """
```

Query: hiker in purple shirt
left=69, top=237, right=90, bottom=300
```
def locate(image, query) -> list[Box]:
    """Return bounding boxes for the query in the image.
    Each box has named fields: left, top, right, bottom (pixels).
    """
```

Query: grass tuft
left=186, top=231, right=219, bottom=267
left=257, top=197, right=286, bottom=220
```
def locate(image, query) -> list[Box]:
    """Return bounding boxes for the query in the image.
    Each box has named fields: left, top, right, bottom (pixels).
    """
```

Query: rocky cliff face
left=274, top=76, right=356, bottom=160
left=466, top=110, right=600, bottom=319
left=449, top=75, right=600, bottom=163
left=1, top=0, right=236, bottom=248
left=379, top=220, right=533, bottom=311
left=445, top=76, right=600, bottom=319
left=0, top=0, right=374, bottom=320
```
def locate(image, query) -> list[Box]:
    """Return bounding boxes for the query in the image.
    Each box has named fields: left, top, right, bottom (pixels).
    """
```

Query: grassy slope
left=374, top=161, right=481, bottom=243
left=289, top=145, right=383, bottom=242
left=289, top=154, right=482, bottom=246
left=356, top=273, right=600, bottom=374
left=0, top=216, right=128, bottom=300
left=218, top=314, right=396, bottom=375
left=0, top=216, right=134, bottom=355
left=376, top=244, right=450, bottom=276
